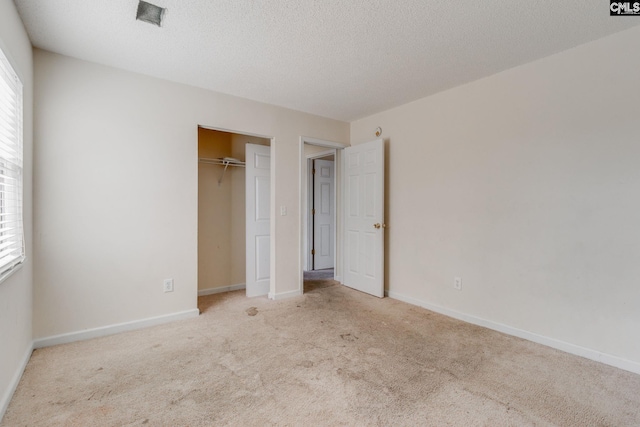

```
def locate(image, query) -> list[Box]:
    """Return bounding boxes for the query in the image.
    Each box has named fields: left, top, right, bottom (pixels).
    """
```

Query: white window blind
left=0, top=47, right=25, bottom=282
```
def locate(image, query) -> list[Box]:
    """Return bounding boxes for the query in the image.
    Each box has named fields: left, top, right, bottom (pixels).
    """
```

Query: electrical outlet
left=163, top=278, right=174, bottom=293
left=454, top=277, right=462, bottom=290
left=280, top=205, right=287, bottom=216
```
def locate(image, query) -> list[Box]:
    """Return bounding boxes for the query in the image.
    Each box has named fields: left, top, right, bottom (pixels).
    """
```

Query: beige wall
left=33, top=49, right=349, bottom=338
left=0, top=0, right=34, bottom=417
left=351, top=25, right=640, bottom=366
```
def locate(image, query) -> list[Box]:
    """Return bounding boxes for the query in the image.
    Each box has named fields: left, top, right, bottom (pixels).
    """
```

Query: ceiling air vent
left=136, top=1, right=166, bottom=27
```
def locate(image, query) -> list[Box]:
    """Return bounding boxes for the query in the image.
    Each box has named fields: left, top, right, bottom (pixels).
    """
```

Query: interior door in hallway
left=343, top=139, right=385, bottom=298
left=313, top=159, right=334, bottom=270
left=246, top=143, right=270, bottom=297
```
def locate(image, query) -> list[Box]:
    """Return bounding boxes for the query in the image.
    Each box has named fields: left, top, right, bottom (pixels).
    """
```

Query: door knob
left=374, top=223, right=381, bottom=229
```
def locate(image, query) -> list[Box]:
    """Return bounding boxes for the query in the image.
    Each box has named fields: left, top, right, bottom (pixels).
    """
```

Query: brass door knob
left=374, top=223, right=381, bottom=229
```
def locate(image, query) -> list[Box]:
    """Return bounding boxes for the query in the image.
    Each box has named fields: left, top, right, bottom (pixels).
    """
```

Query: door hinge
left=311, top=249, right=315, bottom=255
left=312, top=209, right=315, bottom=215
left=312, top=168, right=316, bottom=175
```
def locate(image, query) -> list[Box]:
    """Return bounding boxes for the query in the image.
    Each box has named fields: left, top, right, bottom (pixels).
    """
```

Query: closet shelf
left=199, top=157, right=245, bottom=186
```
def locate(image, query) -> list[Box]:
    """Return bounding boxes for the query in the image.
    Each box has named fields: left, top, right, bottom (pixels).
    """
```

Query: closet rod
left=198, top=157, right=245, bottom=186
left=198, top=157, right=246, bottom=166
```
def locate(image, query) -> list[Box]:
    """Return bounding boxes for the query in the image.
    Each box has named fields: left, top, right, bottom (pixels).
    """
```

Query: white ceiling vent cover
left=136, top=1, right=166, bottom=27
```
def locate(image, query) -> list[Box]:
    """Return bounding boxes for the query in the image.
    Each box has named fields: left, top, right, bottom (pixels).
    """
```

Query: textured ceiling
left=13, top=1, right=640, bottom=121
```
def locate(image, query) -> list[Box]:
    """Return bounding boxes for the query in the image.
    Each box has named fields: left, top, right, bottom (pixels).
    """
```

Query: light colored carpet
left=3, top=282, right=640, bottom=426
left=304, top=269, right=337, bottom=293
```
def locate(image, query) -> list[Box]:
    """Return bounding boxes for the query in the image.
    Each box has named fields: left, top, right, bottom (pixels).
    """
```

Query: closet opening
left=197, top=126, right=271, bottom=299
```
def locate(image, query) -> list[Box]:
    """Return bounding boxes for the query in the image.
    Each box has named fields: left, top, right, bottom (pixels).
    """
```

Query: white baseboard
left=268, top=289, right=303, bottom=300
left=198, top=283, right=245, bottom=296
left=33, top=309, right=200, bottom=349
left=386, top=290, right=640, bottom=376
left=0, top=342, right=33, bottom=422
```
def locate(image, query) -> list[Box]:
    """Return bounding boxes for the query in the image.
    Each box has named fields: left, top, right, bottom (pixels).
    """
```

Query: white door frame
left=306, top=149, right=336, bottom=271
left=197, top=125, right=275, bottom=298
left=299, top=137, right=349, bottom=294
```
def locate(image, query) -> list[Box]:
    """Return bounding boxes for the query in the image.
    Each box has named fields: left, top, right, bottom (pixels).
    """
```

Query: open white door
left=246, top=143, right=270, bottom=297
left=343, top=139, right=385, bottom=297
left=313, top=159, right=334, bottom=270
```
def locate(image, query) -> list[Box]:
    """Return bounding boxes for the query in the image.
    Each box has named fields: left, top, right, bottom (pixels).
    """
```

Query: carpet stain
left=340, top=333, right=358, bottom=341
left=245, top=307, right=258, bottom=316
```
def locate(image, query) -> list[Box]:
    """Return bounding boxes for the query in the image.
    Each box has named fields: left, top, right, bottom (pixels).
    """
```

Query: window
left=0, top=47, right=25, bottom=282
